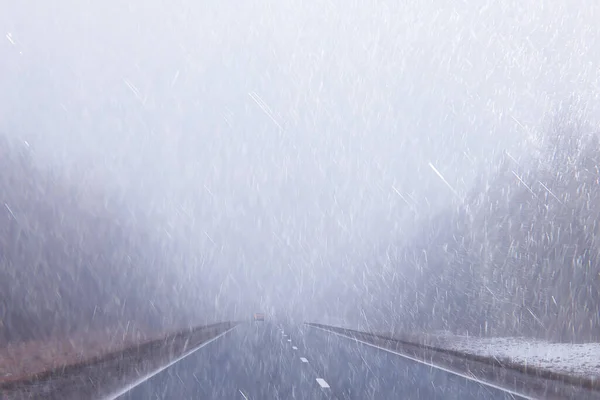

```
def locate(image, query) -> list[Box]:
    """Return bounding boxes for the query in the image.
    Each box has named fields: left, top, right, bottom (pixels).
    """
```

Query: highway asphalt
left=116, top=322, right=528, bottom=400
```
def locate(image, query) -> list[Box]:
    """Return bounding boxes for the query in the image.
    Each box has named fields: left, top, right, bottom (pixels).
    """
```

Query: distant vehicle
left=253, top=313, right=265, bottom=321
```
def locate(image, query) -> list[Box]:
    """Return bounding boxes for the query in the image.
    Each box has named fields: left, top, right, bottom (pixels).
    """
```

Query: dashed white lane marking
left=239, top=389, right=249, bottom=399
left=316, top=378, right=330, bottom=388
left=300, top=357, right=308, bottom=363
left=308, top=325, right=535, bottom=400
left=292, top=346, right=298, bottom=350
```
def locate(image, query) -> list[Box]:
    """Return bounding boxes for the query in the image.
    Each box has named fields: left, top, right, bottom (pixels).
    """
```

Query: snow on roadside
left=439, top=335, right=600, bottom=379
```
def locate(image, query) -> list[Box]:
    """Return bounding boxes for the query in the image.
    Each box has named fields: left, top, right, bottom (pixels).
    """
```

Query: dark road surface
left=115, top=322, right=528, bottom=400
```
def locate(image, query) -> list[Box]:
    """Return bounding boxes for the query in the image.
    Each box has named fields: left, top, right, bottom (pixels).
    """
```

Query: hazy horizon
left=2, top=0, right=600, bottom=331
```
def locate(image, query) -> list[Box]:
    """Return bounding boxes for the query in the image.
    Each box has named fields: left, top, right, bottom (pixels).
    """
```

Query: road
left=116, top=322, right=528, bottom=400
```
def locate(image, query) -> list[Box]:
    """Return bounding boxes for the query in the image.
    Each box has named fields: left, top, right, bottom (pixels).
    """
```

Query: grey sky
left=1, top=0, right=599, bottom=323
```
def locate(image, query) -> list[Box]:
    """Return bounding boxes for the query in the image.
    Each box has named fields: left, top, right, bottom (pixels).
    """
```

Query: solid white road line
left=300, top=357, right=309, bottom=363
left=316, top=378, right=330, bottom=388
left=309, top=325, right=535, bottom=400
left=104, top=326, right=238, bottom=400
left=292, top=346, right=298, bottom=350
left=239, top=389, right=249, bottom=399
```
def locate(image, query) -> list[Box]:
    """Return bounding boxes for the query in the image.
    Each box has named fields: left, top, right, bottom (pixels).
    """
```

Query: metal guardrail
left=0, top=321, right=238, bottom=399
left=306, top=322, right=600, bottom=397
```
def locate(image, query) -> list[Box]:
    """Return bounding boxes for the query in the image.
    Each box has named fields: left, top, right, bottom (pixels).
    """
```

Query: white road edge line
left=316, top=378, right=330, bottom=388
left=292, top=346, right=298, bottom=350
left=104, top=325, right=239, bottom=400
left=300, top=357, right=308, bottom=363
left=239, top=389, right=249, bottom=399
left=309, top=325, right=535, bottom=400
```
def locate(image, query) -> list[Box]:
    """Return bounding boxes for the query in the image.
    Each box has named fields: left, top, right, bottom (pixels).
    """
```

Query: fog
left=2, top=1, right=600, bottom=337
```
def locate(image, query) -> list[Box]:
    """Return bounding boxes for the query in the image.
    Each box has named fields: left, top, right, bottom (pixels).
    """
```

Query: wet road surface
left=117, top=322, right=527, bottom=400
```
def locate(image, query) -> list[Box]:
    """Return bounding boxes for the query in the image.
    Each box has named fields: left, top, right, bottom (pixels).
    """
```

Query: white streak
left=123, top=78, right=144, bottom=104
left=391, top=186, right=414, bottom=208
left=511, top=115, right=526, bottom=130
left=511, top=171, right=537, bottom=197
left=204, top=231, right=216, bottom=245
left=248, top=91, right=283, bottom=131
left=203, top=185, right=214, bottom=197
left=4, top=203, right=17, bottom=220
left=505, top=150, right=520, bottom=166
left=538, top=181, right=564, bottom=204
left=170, top=70, right=180, bottom=88
left=428, top=162, right=460, bottom=199
left=316, top=378, right=330, bottom=388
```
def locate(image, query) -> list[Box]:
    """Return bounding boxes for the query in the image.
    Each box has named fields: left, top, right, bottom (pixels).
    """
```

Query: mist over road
left=118, top=322, right=527, bottom=400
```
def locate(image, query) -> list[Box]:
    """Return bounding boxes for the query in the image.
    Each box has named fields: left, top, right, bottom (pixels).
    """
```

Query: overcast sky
left=2, top=0, right=599, bottom=323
